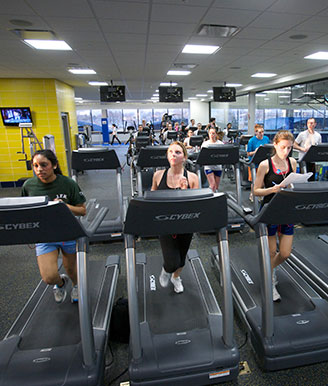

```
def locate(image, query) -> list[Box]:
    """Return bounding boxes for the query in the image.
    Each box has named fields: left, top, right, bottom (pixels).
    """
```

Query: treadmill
left=124, top=189, right=239, bottom=385
left=135, top=145, right=169, bottom=196
left=71, top=148, right=124, bottom=241
left=0, top=196, right=120, bottom=386
left=195, top=144, right=247, bottom=231
left=297, top=143, right=328, bottom=224
left=288, top=181, right=328, bottom=298
left=212, top=185, right=328, bottom=370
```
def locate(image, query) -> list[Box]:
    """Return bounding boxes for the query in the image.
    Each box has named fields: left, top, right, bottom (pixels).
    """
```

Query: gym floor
left=1, top=142, right=328, bottom=385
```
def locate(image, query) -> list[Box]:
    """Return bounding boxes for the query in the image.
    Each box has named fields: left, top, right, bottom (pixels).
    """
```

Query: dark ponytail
left=32, top=149, right=63, bottom=175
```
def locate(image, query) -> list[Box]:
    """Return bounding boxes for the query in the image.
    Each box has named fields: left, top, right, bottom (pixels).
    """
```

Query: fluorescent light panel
left=304, top=51, right=328, bottom=60
left=252, top=73, right=277, bottom=78
left=182, top=44, right=219, bottom=54
left=24, top=39, right=72, bottom=50
left=196, top=94, right=208, bottom=97
left=160, top=82, right=177, bottom=86
left=226, top=83, right=243, bottom=87
left=167, top=70, right=191, bottom=76
left=70, top=69, right=96, bottom=74
left=88, top=81, right=108, bottom=86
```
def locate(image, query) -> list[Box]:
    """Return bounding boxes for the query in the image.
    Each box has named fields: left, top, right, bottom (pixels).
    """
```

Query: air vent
left=197, top=24, right=240, bottom=38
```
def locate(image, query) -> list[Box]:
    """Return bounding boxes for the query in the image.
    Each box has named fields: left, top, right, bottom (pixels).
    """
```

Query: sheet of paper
left=279, top=172, right=313, bottom=187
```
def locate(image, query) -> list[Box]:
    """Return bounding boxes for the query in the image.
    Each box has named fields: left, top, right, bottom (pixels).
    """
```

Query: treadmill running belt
left=19, top=260, right=106, bottom=350
left=140, top=256, right=208, bottom=335
left=229, top=246, right=314, bottom=316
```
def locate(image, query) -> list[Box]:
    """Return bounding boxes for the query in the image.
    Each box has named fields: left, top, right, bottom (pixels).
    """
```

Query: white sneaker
left=171, top=276, right=184, bottom=293
left=71, top=284, right=78, bottom=303
left=159, top=267, right=171, bottom=287
left=53, top=274, right=69, bottom=303
left=272, top=268, right=278, bottom=285
left=249, top=192, right=253, bottom=202
left=272, top=283, right=281, bottom=302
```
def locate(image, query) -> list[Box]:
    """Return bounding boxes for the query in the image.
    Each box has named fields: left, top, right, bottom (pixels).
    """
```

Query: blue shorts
left=267, top=224, right=294, bottom=236
left=205, top=169, right=222, bottom=177
left=35, top=241, right=76, bottom=257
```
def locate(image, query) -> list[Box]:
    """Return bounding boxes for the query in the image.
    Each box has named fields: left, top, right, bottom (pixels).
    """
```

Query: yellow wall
left=0, top=78, right=77, bottom=184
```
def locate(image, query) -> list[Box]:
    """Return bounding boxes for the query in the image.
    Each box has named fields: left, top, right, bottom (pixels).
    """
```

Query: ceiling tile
left=27, top=0, right=94, bottom=17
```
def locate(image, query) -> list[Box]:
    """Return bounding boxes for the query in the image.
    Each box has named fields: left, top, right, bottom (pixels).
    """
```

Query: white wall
left=189, top=100, right=210, bottom=124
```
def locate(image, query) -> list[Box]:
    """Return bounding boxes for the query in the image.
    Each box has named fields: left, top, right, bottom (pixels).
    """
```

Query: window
left=153, top=109, right=167, bottom=130
left=91, top=109, right=102, bottom=131
left=123, top=109, right=138, bottom=128
left=108, top=109, right=123, bottom=129
left=168, top=108, right=182, bottom=123
left=182, top=108, right=189, bottom=125
left=77, top=110, right=91, bottom=129
left=139, top=109, right=153, bottom=125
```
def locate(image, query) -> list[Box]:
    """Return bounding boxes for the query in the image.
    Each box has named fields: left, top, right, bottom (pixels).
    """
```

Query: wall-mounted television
left=213, top=87, right=236, bottom=102
left=159, top=86, right=183, bottom=102
left=100, top=85, right=126, bottom=102
left=1, top=107, right=33, bottom=126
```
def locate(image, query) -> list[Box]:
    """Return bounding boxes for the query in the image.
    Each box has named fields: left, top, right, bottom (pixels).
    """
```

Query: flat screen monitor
left=213, top=87, right=236, bottom=102
left=159, top=86, right=183, bottom=103
left=100, top=85, right=126, bottom=102
left=1, top=107, right=33, bottom=126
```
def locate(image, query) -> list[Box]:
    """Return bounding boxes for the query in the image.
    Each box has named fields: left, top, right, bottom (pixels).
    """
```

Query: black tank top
left=157, top=168, right=190, bottom=190
left=263, top=157, right=292, bottom=204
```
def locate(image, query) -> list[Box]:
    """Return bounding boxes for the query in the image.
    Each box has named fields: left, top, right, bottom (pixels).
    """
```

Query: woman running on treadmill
left=21, top=149, right=86, bottom=304
left=201, top=127, right=224, bottom=192
left=151, top=142, right=199, bottom=293
left=253, top=130, right=297, bottom=302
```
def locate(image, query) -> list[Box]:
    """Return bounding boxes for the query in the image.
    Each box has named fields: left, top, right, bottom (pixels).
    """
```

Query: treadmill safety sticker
left=209, top=370, right=230, bottom=379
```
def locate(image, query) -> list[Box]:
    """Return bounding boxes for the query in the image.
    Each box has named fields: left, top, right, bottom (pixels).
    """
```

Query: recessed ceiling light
left=207, top=89, right=213, bottom=93
left=24, top=39, right=72, bottom=50
left=155, top=89, right=159, bottom=92
left=74, top=97, right=83, bottom=101
left=167, top=70, right=191, bottom=76
left=160, top=82, right=178, bottom=86
left=303, top=91, right=315, bottom=95
left=304, top=51, right=328, bottom=60
left=226, top=83, right=243, bottom=87
left=252, top=73, right=277, bottom=78
left=279, top=96, right=290, bottom=98
left=196, top=94, right=208, bottom=97
left=153, top=93, right=159, bottom=97
left=88, top=81, right=108, bottom=86
left=182, top=44, right=219, bottom=54
left=188, top=97, right=198, bottom=100
left=70, top=69, right=97, bottom=74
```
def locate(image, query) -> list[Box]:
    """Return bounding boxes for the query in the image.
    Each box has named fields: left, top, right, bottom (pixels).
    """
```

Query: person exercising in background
left=253, top=130, right=297, bottom=302
left=151, top=142, right=199, bottom=293
left=201, top=127, right=224, bottom=192
left=293, top=117, right=322, bottom=181
left=110, top=123, right=121, bottom=145
left=21, top=150, right=86, bottom=304
left=247, top=124, right=270, bottom=201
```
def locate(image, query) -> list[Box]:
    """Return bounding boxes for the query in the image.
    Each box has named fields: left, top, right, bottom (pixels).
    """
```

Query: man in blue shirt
left=247, top=124, right=270, bottom=201
left=247, top=124, right=270, bottom=161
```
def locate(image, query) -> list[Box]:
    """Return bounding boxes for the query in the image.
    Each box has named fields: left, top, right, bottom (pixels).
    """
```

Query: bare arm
left=151, top=169, right=164, bottom=191
left=186, top=171, right=199, bottom=189
left=292, top=141, right=307, bottom=153
left=253, top=160, right=281, bottom=197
